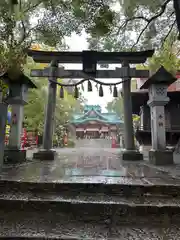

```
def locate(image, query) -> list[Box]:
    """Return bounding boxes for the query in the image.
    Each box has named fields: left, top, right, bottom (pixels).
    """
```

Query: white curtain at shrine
left=86, top=128, right=99, bottom=131
left=100, top=126, right=109, bottom=132
left=76, top=128, right=84, bottom=132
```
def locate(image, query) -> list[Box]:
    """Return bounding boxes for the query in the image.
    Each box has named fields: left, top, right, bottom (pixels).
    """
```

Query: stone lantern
left=1, top=72, right=36, bottom=164
left=140, top=66, right=177, bottom=165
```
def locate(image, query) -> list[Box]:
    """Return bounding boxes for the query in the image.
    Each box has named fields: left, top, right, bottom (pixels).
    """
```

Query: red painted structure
left=5, top=129, right=38, bottom=149
left=21, top=128, right=27, bottom=150
left=63, top=133, right=68, bottom=146
left=136, top=72, right=180, bottom=93
left=111, top=137, right=117, bottom=148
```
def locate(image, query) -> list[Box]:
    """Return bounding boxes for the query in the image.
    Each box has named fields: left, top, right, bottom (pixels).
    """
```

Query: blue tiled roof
left=71, top=105, right=123, bottom=124
left=84, top=104, right=101, bottom=112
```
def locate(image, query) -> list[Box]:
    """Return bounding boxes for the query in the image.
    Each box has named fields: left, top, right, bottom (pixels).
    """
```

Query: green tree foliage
left=0, top=0, right=116, bottom=82
left=23, top=58, right=84, bottom=137
left=0, top=1, right=65, bottom=74
left=135, top=35, right=180, bottom=74
left=23, top=84, right=46, bottom=133
left=106, top=94, right=124, bottom=117
left=148, top=38, right=180, bottom=74
left=40, top=0, right=179, bottom=50
left=1, top=0, right=179, bottom=71
left=0, top=0, right=115, bottom=58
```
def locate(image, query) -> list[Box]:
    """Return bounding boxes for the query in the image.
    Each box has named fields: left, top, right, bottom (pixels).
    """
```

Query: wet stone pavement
left=1, top=145, right=180, bottom=185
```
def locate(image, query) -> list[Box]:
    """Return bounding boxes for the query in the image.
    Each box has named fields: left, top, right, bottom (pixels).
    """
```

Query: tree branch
left=131, top=22, right=150, bottom=51
left=173, top=0, right=180, bottom=39
left=162, top=19, right=176, bottom=47
left=20, top=20, right=26, bottom=42
left=16, top=23, right=35, bottom=47
left=23, top=1, right=43, bottom=14
left=117, top=16, right=149, bottom=35
left=147, top=0, right=171, bottom=22
left=130, top=0, right=172, bottom=49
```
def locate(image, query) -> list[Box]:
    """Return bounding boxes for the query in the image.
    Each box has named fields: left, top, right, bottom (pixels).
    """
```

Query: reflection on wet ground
left=0, top=147, right=180, bottom=185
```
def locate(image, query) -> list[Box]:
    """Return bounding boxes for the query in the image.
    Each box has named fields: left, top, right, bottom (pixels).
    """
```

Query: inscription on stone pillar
left=148, top=90, right=168, bottom=150
left=158, top=114, right=164, bottom=127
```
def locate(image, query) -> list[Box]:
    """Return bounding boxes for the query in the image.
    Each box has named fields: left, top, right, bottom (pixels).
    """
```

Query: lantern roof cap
left=0, top=71, right=37, bottom=88
left=140, top=66, right=177, bottom=89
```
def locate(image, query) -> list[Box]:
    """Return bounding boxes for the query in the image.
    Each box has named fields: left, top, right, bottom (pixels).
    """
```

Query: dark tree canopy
left=1, top=0, right=179, bottom=74
left=86, top=0, right=180, bottom=51
left=38, top=0, right=179, bottom=50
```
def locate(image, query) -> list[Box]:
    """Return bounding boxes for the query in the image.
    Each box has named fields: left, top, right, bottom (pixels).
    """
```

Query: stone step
left=1, top=227, right=180, bottom=240
left=1, top=180, right=180, bottom=239
left=0, top=189, right=180, bottom=222
left=1, top=208, right=180, bottom=239
left=1, top=179, right=180, bottom=197
left=0, top=190, right=180, bottom=208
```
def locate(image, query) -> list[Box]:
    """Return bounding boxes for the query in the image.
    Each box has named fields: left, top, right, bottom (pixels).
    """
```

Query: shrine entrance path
left=1, top=141, right=180, bottom=185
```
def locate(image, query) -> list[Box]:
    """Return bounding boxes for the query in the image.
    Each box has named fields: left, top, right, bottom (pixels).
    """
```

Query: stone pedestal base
left=33, top=150, right=56, bottom=161
left=122, top=150, right=143, bottom=161
left=149, top=150, right=173, bottom=165
left=4, top=149, right=26, bottom=164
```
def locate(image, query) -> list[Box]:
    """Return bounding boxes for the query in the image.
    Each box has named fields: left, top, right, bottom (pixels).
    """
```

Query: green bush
left=66, top=139, right=75, bottom=148
left=52, top=136, right=75, bottom=148
left=53, top=138, right=59, bottom=147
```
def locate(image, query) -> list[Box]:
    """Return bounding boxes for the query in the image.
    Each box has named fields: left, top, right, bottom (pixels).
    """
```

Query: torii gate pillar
left=121, top=63, right=143, bottom=161
left=33, top=60, right=58, bottom=161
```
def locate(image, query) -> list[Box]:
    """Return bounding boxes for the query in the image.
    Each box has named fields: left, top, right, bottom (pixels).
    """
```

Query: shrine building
left=70, top=105, right=123, bottom=139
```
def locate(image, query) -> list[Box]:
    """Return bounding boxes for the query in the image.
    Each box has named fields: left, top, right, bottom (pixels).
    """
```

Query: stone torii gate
left=28, top=49, right=154, bottom=161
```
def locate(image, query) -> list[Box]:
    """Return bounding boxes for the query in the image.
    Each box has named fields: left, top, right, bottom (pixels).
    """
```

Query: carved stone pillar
left=148, top=85, right=169, bottom=150
left=140, top=66, right=177, bottom=165
left=5, top=78, right=36, bottom=164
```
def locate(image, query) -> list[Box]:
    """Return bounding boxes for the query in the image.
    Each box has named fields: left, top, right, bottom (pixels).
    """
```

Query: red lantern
left=111, top=136, right=116, bottom=148
left=21, top=128, right=27, bottom=150
left=64, top=133, right=68, bottom=146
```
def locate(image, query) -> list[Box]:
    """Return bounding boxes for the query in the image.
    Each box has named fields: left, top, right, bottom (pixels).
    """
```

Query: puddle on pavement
left=0, top=148, right=178, bottom=182
left=65, top=168, right=128, bottom=177
left=0, top=159, right=175, bottom=182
